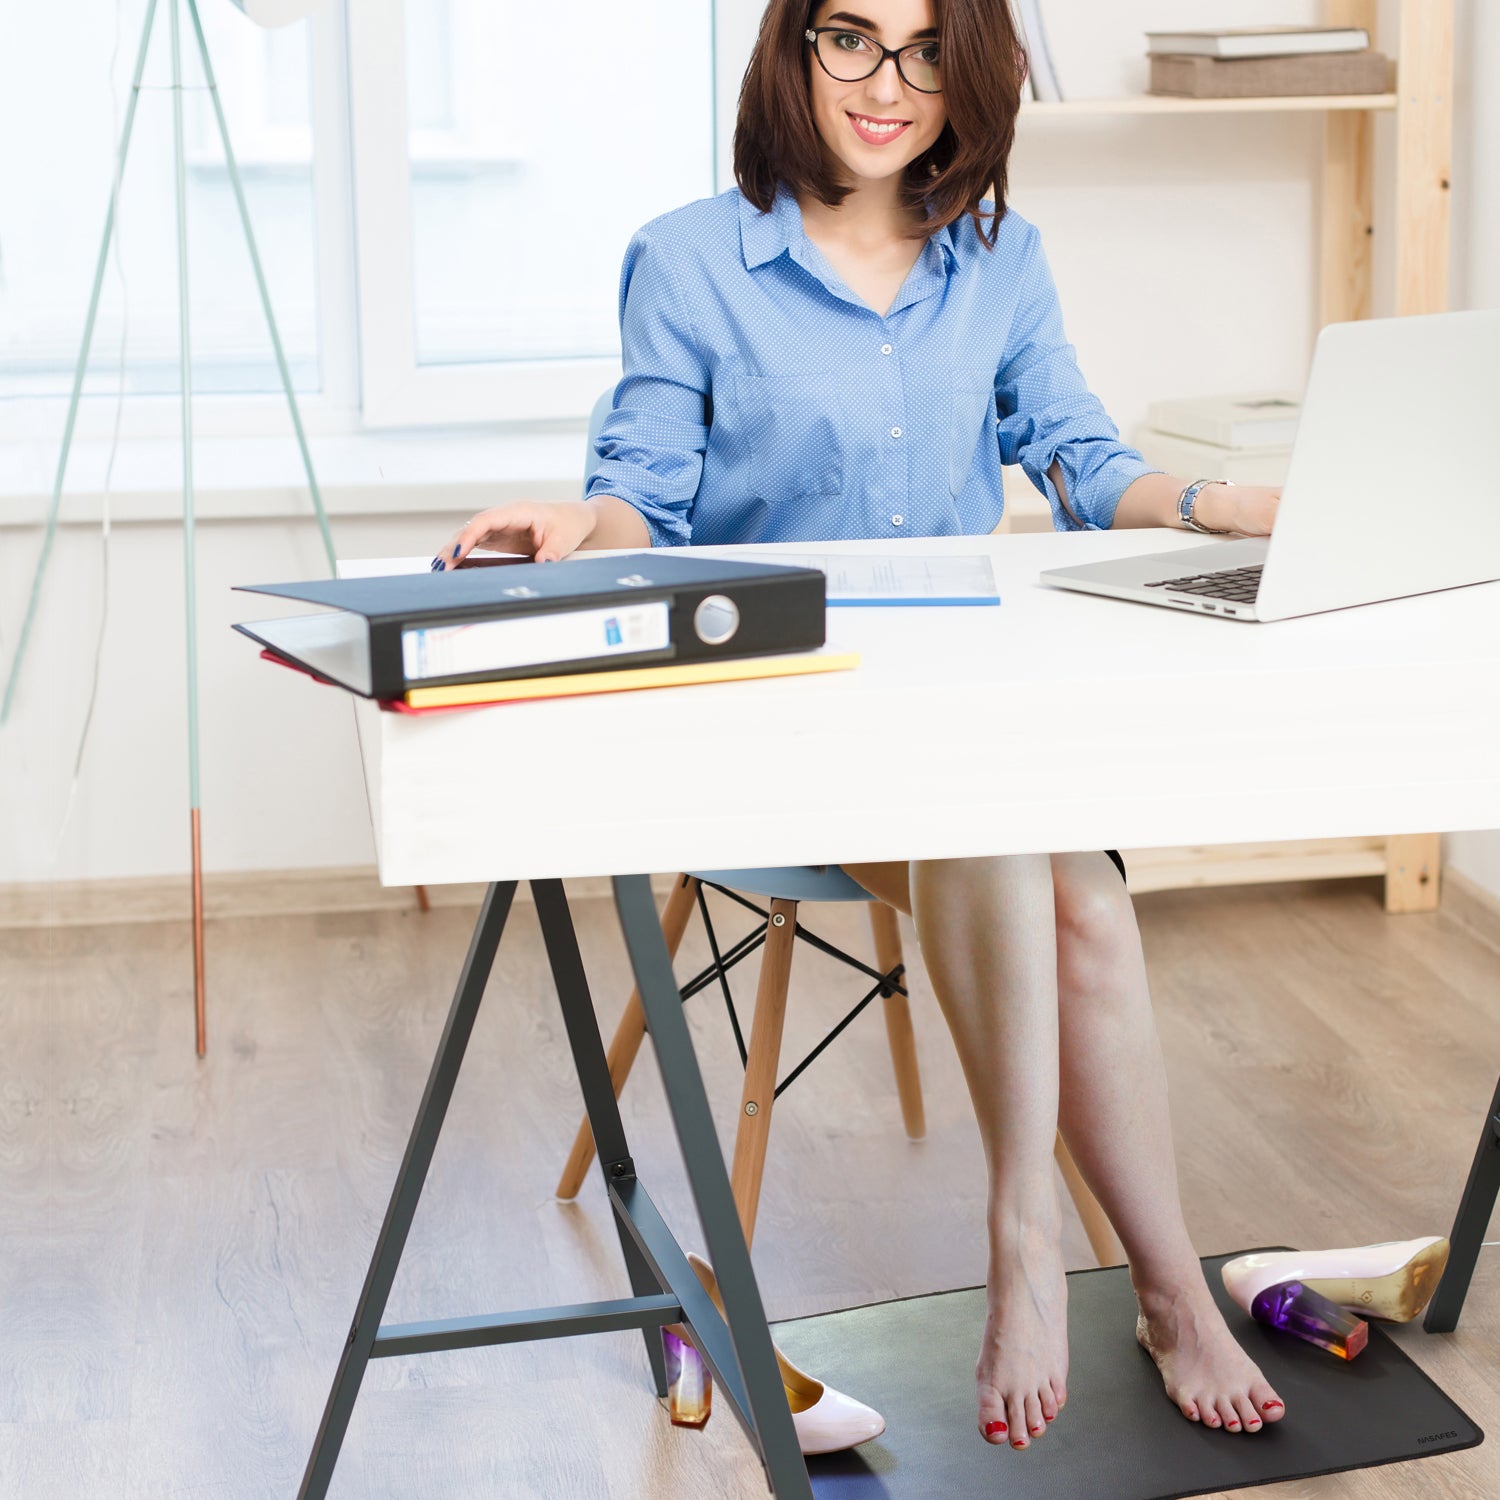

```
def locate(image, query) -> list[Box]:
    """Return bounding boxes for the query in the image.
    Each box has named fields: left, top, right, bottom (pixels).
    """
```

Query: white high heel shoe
left=673, top=1253, right=886, bottom=1455
left=1223, top=1237, right=1450, bottom=1324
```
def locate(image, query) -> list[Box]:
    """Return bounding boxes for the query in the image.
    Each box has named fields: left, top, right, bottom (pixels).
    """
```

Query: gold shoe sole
left=1301, top=1239, right=1450, bottom=1323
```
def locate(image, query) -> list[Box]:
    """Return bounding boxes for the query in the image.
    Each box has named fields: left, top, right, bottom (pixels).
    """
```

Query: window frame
left=1, top=0, right=753, bottom=445
left=0, top=0, right=359, bottom=446
left=346, top=0, right=732, bottom=429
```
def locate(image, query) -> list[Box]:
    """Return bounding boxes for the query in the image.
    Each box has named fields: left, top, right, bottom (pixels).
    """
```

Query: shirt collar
left=738, top=185, right=960, bottom=276
left=738, top=186, right=802, bottom=270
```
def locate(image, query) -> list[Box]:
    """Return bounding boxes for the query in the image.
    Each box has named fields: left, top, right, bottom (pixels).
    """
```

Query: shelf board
left=1021, top=93, right=1397, bottom=117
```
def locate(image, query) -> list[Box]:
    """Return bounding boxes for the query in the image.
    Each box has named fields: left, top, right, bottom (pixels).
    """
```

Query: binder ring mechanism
left=693, top=594, right=741, bottom=646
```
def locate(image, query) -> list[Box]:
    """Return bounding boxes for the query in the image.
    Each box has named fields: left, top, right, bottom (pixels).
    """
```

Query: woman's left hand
left=1197, top=482, right=1281, bottom=537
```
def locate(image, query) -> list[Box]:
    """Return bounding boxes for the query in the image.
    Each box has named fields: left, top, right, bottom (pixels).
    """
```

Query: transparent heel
left=663, top=1325, right=712, bottom=1428
left=1250, top=1279, right=1370, bottom=1360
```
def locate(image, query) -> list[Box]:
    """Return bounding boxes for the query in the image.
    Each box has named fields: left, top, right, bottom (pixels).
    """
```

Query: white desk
left=355, top=531, right=1500, bottom=887
left=314, top=532, right=1500, bottom=1500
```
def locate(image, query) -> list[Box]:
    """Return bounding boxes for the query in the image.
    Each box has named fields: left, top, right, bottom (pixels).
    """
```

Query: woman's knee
left=1051, top=855, right=1139, bottom=975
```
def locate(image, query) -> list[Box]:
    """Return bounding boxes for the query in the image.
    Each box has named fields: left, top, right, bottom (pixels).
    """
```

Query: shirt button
left=880, top=343, right=893, bottom=355
left=891, top=514, right=904, bottom=526
left=890, top=425, right=903, bottom=438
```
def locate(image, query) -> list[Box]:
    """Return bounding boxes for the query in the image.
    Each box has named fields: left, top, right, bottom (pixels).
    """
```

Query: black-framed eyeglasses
left=805, top=27, right=942, bottom=94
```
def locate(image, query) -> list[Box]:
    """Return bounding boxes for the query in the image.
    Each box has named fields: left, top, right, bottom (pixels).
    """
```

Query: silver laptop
left=1039, top=309, right=1500, bottom=621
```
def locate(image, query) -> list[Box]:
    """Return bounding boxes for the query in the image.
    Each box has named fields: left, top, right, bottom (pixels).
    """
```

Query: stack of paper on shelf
left=1145, top=26, right=1390, bottom=99
left=1135, top=392, right=1300, bottom=487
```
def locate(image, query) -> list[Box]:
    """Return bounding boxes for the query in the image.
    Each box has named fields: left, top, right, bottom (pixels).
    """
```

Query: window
left=0, top=0, right=321, bottom=405
left=350, top=0, right=718, bottom=426
left=1, top=0, right=743, bottom=436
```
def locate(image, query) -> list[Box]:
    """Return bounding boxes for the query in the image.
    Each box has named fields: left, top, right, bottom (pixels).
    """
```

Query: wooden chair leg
left=729, top=897, right=798, bottom=1248
left=867, top=901, right=925, bottom=1141
left=1053, top=1134, right=1125, bottom=1268
left=555, top=876, right=701, bottom=1199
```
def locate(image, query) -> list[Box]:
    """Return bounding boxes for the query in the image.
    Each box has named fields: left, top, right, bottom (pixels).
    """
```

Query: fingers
left=434, top=509, right=540, bottom=571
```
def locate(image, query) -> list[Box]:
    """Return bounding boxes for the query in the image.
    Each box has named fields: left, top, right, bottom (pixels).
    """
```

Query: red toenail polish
left=985, top=1421, right=1007, bottom=1436
left=1012, top=1440, right=1025, bottom=1449
left=1264, top=1401, right=1282, bottom=1410
left=1228, top=1423, right=1240, bottom=1431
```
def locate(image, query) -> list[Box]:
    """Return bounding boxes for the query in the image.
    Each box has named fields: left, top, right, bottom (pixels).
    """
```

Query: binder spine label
left=402, top=601, right=671, bottom=681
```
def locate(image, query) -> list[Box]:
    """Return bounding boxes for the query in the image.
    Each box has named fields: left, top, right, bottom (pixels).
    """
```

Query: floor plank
left=2, top=878, right=1496, bottom=1498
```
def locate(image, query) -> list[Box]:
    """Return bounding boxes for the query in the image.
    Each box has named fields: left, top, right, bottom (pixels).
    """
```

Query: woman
left=438, top=0, right=1287, bottom=1451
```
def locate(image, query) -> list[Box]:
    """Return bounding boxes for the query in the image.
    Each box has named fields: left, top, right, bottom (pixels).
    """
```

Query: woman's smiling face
left=805, top=0, right=947, bottom=193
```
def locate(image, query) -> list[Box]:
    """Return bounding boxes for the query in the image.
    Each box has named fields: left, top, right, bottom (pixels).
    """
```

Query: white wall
left=2, top=0, right=1497, bottom=888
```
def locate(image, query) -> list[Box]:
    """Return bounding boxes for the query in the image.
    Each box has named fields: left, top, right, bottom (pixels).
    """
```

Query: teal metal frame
left=2, top=0, right=336, bottom=1054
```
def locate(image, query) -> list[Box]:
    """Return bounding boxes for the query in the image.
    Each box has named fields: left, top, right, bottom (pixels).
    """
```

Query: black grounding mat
left=770, top=1250, right=1482, bottom=1500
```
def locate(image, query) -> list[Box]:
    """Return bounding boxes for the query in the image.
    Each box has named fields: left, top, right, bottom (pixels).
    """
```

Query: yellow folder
left=404, top=650, right=860, bottom=709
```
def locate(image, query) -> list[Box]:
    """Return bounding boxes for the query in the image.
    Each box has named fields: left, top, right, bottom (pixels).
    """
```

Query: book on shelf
left=1014, top=0, right=1063, bottom=101
left=1145, top=26, right=1369, bottom=59
left=1149, top=50, right=1391, bottom=99
left=1147, top=392, right=1301, bottom=449
left=1134, top=428, right=1293, bottom=489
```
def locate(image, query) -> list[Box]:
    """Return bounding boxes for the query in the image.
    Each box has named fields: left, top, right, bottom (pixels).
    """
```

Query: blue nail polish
left=452, top=544, right=461, bottom=558
left=430, top=556, right=443, bottom=571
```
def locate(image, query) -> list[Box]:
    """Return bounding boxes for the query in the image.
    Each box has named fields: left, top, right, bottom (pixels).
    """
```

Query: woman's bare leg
left=1048, top=852, right=1284, bottom=1432
left=844, top=855, right=1069, bottom=1450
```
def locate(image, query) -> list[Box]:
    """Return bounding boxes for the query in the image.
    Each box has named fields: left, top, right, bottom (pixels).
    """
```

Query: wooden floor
left=3, top=877, right=1497, bottom=1499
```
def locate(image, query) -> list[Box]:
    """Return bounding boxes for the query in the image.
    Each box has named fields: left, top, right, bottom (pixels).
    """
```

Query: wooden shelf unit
left=1006, top=0, right=1452, bottom=911
left=1022, top=92, right=1397, bottom=116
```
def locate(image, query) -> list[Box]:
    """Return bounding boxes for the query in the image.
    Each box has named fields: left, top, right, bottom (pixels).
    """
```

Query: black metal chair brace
left=297, top=877, right=815, bottom=1500
left=686, top=879, right=909, bottom=1100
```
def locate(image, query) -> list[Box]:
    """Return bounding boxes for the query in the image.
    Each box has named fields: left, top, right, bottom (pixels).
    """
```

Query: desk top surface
left=350, top=533, right=1500, bottom=885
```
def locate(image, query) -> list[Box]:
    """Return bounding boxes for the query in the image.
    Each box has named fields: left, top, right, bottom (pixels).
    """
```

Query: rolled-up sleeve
left=994, top=226, right=1158, bottom=531
left=584, top=231, right=710, bottom=548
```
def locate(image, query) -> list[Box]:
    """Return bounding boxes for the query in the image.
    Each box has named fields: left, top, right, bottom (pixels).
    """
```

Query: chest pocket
left=949, top=372, right=998, bottom=497
left=735, top=373, right=847, bottom=503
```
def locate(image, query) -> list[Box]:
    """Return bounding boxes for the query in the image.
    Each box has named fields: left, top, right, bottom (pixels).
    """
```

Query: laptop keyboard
left=1144, top=564, right=1263, bottom=604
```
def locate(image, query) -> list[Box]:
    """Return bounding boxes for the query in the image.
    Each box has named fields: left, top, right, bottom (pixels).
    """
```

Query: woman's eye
left=833, top=31, right=876, bottom=53
left=914, top=44, right=940, bottom=65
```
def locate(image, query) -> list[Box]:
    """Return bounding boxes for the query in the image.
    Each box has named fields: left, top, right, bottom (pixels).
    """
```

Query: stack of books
left=1145, top=26, right=1391, bottom=99
left=1134, top=393, right=1300, bottom=488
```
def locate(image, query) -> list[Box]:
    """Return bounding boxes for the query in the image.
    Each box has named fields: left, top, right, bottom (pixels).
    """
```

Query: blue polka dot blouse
left=584, top=186, right=1157, bottom=547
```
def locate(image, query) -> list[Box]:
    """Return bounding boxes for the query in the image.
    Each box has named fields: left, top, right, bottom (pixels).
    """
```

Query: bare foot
left=976, top=1214, right=1070, bottom=1450
left=1135, top=1272, right=1285, bottom=1433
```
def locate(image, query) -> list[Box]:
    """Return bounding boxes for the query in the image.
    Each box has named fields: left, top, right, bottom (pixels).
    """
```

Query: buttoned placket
left=875, top=316, right=910, bottom=533
left=785, top=207, right=953, bottom=536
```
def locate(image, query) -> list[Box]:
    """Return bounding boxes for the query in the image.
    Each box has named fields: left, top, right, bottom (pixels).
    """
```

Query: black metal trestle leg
left=532, top=880, right=667, bottom=1396
left=298, top=877, right=812, bottom=1499
left=1424, top=1073, right=1500, bottom=1333
left=612, top=874, right=813, bottom=1499
left=298, top=881, right=518, bottom=1500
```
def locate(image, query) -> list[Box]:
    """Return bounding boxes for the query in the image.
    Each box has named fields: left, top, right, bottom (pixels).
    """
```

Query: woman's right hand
left=433, top=500, right=599, bottom=570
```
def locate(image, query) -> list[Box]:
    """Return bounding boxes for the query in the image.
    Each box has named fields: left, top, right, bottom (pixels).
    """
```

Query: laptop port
left=1201, top=603, right=1217, bottom=612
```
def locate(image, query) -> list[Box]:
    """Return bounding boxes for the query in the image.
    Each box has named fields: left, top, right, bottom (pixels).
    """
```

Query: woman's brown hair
left=734, top=0, right=1028, bottom=247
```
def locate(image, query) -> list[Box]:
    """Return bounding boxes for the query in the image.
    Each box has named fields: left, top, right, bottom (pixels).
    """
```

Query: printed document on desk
left=730, top=552, right=1000, bottom=606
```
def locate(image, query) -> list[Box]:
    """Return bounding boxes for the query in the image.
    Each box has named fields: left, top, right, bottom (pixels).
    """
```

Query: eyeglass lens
left=815, top=30, right=941, bottom=93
